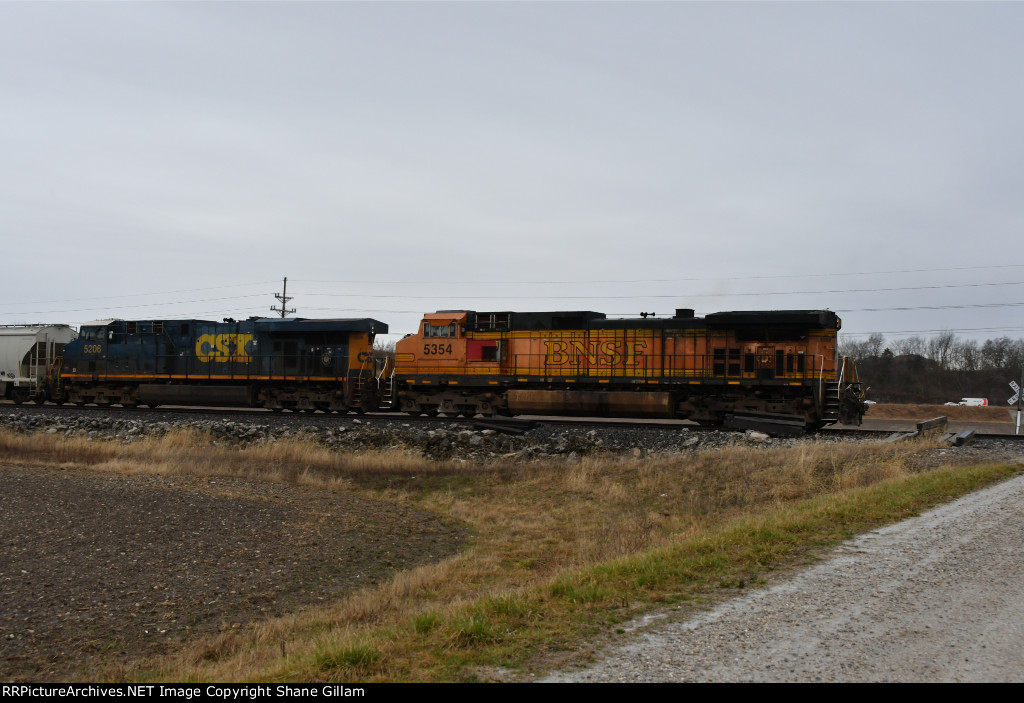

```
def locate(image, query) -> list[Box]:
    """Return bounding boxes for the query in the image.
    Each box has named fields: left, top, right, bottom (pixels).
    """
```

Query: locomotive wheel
left=33, top=396, right=46, bottom=405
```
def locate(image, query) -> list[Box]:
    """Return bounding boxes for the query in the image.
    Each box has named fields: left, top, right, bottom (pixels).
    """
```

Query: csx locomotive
left=12, top=306, right=866, bottom=432
left=393, top=308, right=866, bottom=432
left=58, top=316, right=389, bottom=412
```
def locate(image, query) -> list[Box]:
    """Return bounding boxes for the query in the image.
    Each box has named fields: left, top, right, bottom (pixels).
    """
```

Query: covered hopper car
left=0, top=324, right=77, bottom=404
left=393, top=308, right=866, bottom=432
left=59, top=317, right=390, bottom=412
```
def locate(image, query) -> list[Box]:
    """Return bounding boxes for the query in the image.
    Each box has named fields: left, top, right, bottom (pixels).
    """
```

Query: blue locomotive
left=59, top=317, right=389, bottom=412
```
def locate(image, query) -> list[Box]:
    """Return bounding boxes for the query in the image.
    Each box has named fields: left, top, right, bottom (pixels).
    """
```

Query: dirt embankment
left=0, top=465, right=467, bottom=682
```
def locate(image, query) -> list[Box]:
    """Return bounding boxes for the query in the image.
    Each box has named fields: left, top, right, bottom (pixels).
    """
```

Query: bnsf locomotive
left=58, top=317, right=389, bottom=412
left=393, top=308, right=866, bottom=432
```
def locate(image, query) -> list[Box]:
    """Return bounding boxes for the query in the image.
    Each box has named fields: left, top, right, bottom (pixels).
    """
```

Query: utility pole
left=271, top=277, right=296, bottom=318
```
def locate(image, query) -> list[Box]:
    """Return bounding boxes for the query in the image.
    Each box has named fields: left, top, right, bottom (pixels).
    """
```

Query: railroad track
left=4, top=401, right=1022, bottom=441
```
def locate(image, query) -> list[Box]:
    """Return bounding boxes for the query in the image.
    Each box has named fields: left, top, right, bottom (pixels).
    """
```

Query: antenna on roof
left=271, top=276, right=296, bottom=318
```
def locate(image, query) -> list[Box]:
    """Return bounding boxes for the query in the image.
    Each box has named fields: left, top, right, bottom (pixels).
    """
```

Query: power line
left=0, top=295, right=267, bottom=317
left=294, top=280, right=1024, bottom=301
left=837, top=302, right=1024, bottom=312
left=291, top=263, right=1024, bottom=286
left=4, top=281, right=279, bottom=307
left=840, top=327, right=1024, bottom=338
left=6, top=264, right=1024, bottom=314
left=11, top=298, right=1024, bottom=319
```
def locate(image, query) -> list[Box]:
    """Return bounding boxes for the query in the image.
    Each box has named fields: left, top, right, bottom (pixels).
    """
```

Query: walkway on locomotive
left=393, top=309, right=846, bottom=388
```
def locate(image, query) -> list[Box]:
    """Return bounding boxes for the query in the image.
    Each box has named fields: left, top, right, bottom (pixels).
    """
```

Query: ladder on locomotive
left=823, top=356, right=859, bottom=423
left=377, top=362, right=395, bottom=410
left=822, top=380, right=842, bottom=422
left=352, top=354, right=396, bottom=410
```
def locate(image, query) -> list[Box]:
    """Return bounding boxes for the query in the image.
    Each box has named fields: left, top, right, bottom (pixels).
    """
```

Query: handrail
left=399, top=352, right=838, bottom=381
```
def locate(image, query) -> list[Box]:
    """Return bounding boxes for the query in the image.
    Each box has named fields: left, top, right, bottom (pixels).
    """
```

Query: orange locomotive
left=392, top=308, right=866, bottom=433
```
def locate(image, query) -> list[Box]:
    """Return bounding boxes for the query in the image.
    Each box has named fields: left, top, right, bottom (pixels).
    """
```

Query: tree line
left=838, top=333, right=1024, bottom=405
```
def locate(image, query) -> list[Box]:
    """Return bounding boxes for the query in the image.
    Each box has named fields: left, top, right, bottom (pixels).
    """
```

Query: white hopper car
left=0, top=325, right=77, bottom=404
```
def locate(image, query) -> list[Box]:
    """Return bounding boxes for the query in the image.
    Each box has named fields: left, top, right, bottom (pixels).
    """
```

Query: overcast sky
left=2, top=1, right=1022, bottom=346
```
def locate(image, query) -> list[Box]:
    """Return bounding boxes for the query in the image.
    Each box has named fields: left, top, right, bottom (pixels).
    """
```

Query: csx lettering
left=544, top=340, right=647, bottom=366
left=195, top=334, right=254, bottom=363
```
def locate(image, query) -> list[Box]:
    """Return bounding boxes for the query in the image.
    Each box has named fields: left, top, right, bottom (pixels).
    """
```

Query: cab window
left=423, top=322, right=456, bottom=338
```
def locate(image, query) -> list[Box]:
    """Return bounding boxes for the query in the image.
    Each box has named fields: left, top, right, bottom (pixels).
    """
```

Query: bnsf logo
left=195, top=334, right=255, bottom=363
left=544, top=340, right=647, bottom=366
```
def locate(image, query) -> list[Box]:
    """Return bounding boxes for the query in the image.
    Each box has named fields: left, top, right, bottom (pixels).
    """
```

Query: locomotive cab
left=395, top=311, right=513, bottom=416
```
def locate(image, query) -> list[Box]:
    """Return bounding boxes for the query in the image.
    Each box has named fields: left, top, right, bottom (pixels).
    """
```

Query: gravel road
left=544, top=472, right=1024, bottom=683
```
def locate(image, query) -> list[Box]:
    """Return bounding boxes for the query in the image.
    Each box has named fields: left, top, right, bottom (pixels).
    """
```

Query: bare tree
left=981, top=336, right=1013, bottom=370
left=839, top=333, right=885, bottom=360
left=892, top=335, right=926, bottom=357
left=950, top=339, right=980, bottom=372
left=1007, top=339, right=1024, bottom=371
left=926, top=331, right=958, bottom=370
left=865, top=333, right=886, bottom=358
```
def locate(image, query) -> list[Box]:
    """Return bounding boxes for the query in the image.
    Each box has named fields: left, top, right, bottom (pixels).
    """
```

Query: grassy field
left=1, top=427, right=1020, bottom=682
left=865, top=403, right=1013, bottom=423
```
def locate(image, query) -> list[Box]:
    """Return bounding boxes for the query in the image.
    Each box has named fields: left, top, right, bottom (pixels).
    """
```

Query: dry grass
left=866, top=403, right=1013, bottom=423
left=1, top=426, right=1018, bottom=682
